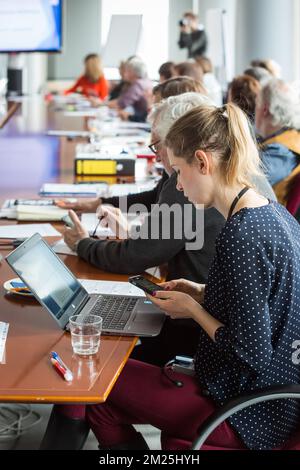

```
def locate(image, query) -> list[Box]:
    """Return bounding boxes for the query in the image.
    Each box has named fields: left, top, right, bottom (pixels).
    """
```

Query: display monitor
left=0, top=0, right=62, bottom=53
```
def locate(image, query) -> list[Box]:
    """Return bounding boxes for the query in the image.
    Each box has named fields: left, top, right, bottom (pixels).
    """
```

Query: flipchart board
left=205, top=8, right=232, bottom=85
left=102, top=15, right=143, bottom=68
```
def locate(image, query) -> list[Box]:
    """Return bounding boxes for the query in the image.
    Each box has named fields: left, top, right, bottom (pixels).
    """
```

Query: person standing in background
left=178, top=11, right=207, bottom=59
left=64, top=54, right=108, bottom=100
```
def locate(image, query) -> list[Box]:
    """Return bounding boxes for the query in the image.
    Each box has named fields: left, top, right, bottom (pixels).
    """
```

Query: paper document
left=63, top=110, right=98, bottom=117
left=52, top=239, right=77, bottom=256
left=0, top=200, right=66, bottom=221
left=79, top=279, right=145, bottom=297
left=0, top=224, right=60, bottom=238
left=81, top=212, right=145, bottom=238
left=47, top=130, right=92, bottom=137
left=16, top=205, right=68, bottom=221
left=108, top=181, right=156, bottom=197
left=0, top=322, right=9, bottom=364
left=81, top=213, right=115, bottom=238
left=116, top=121, right=151, bottom=131
left=39, top=183, right=108, bottom=197
left=100, top=135, right=149, bottom=146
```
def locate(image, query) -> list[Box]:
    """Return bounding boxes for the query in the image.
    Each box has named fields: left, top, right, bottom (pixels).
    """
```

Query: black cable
left=161, top=361, right=184, bottom=388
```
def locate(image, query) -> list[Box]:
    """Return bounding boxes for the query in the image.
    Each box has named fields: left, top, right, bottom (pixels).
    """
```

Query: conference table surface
left=0, top=97, right=154, bottom=404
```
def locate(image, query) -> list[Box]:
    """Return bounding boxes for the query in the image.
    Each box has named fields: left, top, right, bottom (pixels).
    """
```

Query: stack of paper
left=39, top=183, right=108, bottom=197
left=0, top=224, right=60, bottom=238
left=108, top=181, right=156, bottom=197
left=16, top=205, right=68, bottom=221
left=0, top=200, right=68, bottom=221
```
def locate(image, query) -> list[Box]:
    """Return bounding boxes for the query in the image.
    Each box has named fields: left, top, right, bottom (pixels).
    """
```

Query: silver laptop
left=6, top=233, right=165, bottom=337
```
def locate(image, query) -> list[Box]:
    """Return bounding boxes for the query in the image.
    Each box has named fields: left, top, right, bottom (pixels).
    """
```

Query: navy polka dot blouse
left=195, top=201, right=300, bottom=450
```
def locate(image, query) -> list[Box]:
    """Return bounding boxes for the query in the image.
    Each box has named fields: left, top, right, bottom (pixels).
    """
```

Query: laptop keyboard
left=89, top=296, right=138, bottom=331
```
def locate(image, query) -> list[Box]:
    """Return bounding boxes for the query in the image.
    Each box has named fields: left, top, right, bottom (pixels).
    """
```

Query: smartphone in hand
left=128, top=275, right=165, bottom=296
left=62, top=215, right=75, bottom=229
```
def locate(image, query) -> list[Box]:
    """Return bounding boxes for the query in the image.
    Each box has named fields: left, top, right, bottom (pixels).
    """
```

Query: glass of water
left=69, top=314, right=103, bottom=356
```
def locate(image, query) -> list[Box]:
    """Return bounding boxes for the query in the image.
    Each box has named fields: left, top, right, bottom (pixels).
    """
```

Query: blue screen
left=0, top=0, right=63, bottom=52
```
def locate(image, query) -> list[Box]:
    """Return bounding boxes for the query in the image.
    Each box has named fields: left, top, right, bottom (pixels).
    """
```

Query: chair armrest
left=192, top=384, right=300, bottom=450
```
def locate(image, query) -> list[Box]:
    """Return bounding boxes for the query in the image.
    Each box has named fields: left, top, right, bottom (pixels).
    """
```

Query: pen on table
left=51, top=351, right=72, bottom=373
left=0, top=238, right=26, bottom=248
left=10, top=287, right=31, bottom=294
left=92, top=215, right=105, bottom=237
left=50, top=357, right=73, bottom=382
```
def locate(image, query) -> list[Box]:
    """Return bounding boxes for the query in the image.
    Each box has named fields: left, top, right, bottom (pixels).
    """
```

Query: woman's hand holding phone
left=159, top=278, right=206, bottom=304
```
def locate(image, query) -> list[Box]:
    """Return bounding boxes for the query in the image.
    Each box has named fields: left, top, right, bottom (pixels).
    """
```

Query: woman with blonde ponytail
left=48, top=103, right=300, bottom=451
left=147, top=102, right=300, bottom=449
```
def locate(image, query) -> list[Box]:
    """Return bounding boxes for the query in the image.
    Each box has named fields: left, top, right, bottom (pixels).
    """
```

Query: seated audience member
left=244, top=66, right=272, bottom=84
left=251, top=58, right=281, bottom=77
left=174, top=61, right=203, bottom=82
left=152, top=76, right=207, bottom=103
left=158, top=61, right=176, bottom=83
left=44, top=102, right=300, bottom=451
left=228, top=74, right=261, bottom=122
left=255, top=79, right=300, bottom=204
left=195, top=56, right=222, bottom=105
left=108, top=60, right=130, bottom=101
left=108, top=57, right=152, bottom=122
left=65, top=54, right=108, bottom=100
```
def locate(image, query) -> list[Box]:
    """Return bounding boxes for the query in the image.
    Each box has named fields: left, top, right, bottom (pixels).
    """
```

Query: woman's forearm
left=189, top=302, right=223, bottom=342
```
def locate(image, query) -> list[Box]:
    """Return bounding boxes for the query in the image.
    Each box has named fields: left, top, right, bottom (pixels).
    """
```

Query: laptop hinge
left=73, top=293, right=91, bottom=315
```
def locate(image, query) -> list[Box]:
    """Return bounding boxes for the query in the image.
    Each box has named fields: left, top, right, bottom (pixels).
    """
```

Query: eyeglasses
left=148, top=140, right=161, bottom=155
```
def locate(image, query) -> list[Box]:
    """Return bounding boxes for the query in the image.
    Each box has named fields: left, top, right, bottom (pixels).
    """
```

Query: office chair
left=191, top=384, right=300, bottom=450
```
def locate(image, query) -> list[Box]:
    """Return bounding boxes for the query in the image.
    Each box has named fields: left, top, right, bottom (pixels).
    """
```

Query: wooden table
left=0, top=98, right=150, bottom=404
left=0, top=244, right=138, bottom=404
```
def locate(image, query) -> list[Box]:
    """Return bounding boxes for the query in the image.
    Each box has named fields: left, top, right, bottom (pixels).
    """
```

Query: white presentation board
left=102, top=15, right=143, bottom=67
left=206, top=8, right=232, bottom=83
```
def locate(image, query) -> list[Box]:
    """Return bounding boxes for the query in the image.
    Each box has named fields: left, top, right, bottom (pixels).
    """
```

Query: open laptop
left=6, top=233, right=165, bottom=337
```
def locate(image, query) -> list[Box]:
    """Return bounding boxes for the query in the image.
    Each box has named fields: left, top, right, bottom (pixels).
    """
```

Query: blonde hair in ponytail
left=165, top=102, right=264, bottom=188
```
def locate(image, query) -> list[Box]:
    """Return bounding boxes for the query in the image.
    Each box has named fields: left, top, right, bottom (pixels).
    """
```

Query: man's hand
left=107, top=99, right=118, bottom=109
left=56, top=198, right=101, bottom=213
left=118, top=109, right=131, bottom=121
left=97, top=205, right=129, bottom=239
left=63, top=210, right=89, bottom=251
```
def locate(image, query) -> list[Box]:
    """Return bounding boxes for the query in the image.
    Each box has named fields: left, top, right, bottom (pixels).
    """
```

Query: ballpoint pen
left=0, top=238, right=26, bottom=248
left=51, top=351, right=73, bottom=379
left=92, top=216, right=104, bottom=237
left=10, top=287, right=31, bottom=294
left=50, top=358, right=73, bottom=382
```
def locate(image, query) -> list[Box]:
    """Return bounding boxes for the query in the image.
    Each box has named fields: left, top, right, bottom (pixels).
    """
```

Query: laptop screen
left=6, top=234, right=86, bottom=324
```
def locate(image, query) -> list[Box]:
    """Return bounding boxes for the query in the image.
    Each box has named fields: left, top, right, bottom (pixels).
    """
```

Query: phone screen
left=129, top=276, right=164, bottom=295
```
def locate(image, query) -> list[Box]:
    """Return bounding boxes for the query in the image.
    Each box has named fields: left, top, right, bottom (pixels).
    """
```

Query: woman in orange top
left=65, top=54, right=108, bottom=100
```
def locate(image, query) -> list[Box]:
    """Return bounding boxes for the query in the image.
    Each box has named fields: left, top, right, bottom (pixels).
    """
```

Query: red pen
left=51, top=358, right=73, bottom=382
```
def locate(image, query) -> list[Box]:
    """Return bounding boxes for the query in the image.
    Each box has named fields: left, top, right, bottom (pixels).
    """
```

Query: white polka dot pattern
left=195, top=202, right=300, bottom=450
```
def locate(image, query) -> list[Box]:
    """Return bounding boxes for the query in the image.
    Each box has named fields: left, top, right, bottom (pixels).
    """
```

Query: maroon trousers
left=57, top=359, right=244, bottom=450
